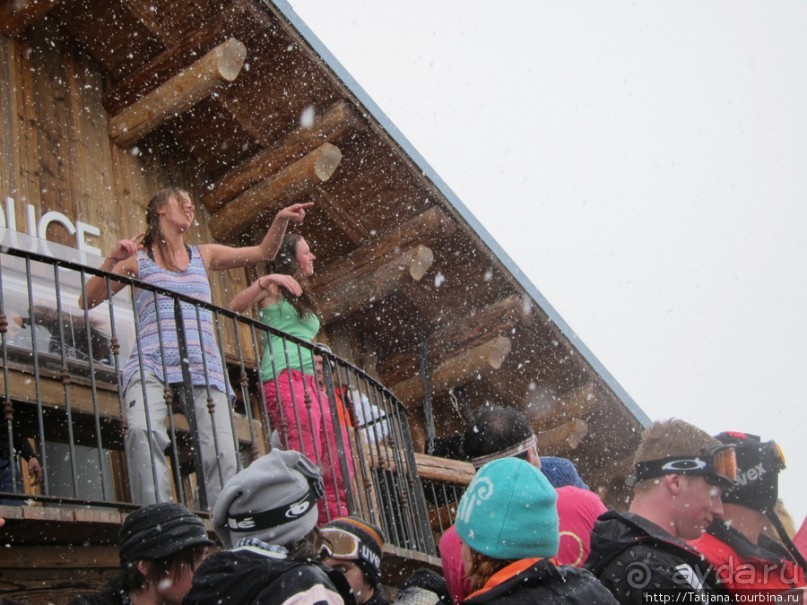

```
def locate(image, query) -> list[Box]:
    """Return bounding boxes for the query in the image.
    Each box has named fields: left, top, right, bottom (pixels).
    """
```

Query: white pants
left=124, top=371, right=238, bottom=510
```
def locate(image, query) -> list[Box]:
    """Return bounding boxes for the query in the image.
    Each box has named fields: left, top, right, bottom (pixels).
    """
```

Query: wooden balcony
left=0, top=246, right=443, bottom=603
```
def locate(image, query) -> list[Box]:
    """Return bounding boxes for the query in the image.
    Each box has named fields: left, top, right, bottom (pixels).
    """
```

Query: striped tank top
left=122, top=246, right=231, bottom=397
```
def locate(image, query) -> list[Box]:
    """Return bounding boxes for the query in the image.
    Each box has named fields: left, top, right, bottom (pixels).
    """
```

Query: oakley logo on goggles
left=634, top=444, right=737, bottom=489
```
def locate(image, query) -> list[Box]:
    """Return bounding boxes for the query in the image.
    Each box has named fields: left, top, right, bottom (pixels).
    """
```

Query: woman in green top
left=229, top=233, right=352, bottom=522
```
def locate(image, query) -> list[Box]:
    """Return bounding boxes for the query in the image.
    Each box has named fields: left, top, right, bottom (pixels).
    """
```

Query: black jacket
left=585, top=511, right=729, bottom=605
left=462, top=558, right=618, bottom=605
left=184, top=547, right=355, bottom=605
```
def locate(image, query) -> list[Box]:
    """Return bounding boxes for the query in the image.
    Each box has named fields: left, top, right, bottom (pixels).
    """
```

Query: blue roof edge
left=269, top=0, right=650, bottom=428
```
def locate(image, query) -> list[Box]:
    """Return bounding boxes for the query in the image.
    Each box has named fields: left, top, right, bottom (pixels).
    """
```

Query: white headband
left=470, top=434, right=538, bottom=469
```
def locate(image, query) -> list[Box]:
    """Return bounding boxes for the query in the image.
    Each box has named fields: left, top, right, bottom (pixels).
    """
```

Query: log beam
left=392, top=336, right=512, bottom=409
left=412, top=451, right=475, bottom=486
left=311, top=187, right=370, bottom=245
left=378, top=294, right=532, bottom=386
left=375, top=446, right=475, bottom=487
left=527, top=382, right=601, bottom=432
left=316, top=244, right=434, bottom=323
left=108, top=38, right=247, bottom=147
left=121, top=0, right=174, bottom=43
left=0, top=0, right=60, bottom=37
left=309, top=206, right=456, bottom=292
left=202, top=100, right=365, bottom=213
left=102, top=0, right=271, bottom=115
left=534, top=419, right=589, bottom=454
left=208, top=142, right=343, bottom=241
left=586, top=452, right=634, bottom=489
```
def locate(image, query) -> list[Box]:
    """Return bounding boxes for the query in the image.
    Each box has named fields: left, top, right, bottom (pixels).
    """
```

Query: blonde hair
left=632, top=419, right=721, bottom=493
left=763, top=499, right=797, bottom=545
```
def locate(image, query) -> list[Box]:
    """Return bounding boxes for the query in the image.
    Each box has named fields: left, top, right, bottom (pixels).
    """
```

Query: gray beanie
left=213, top=449, right=324, bottom=548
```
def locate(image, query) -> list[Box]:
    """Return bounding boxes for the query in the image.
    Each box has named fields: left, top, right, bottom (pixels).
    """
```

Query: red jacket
left=690, top=520, right=805, bottom=595
left=794, top=516, right=807, bottom=560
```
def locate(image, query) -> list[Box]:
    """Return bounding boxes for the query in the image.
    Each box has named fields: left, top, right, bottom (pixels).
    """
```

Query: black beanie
left=119, top=502, right=213, bottom=565
left=323, top=516, right=384, bottom=588
left=716, top=432, right=783, bottom=513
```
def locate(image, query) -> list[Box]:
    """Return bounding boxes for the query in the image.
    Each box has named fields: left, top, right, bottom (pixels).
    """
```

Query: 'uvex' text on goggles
left=320, top=526, right=383, bottom=571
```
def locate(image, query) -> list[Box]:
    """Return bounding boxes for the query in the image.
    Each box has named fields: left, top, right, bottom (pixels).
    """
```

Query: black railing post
left=173, top=297, right=208, bottom=511
left=24, top=258, right=48, bottom=496
left=0, top=255, right=20, bottom=497
left=320, top=351, right=356, bottom=515
left=52, top=265, right=79, bottom=499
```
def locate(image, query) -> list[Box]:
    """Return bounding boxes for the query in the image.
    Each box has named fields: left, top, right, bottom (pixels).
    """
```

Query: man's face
left=323, top=557, right=374, bottom=604
left=673, top=475, right=724, bottom=539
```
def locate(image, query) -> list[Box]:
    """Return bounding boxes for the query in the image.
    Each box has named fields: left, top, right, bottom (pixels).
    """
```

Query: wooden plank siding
left=0, top=29, right=254, bottom=362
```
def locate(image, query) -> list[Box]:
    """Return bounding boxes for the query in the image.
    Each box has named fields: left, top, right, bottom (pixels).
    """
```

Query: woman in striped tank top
left=80, top=187, right=311, bottom=510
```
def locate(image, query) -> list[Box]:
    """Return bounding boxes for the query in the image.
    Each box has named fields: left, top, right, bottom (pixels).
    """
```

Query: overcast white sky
left=284, top=1, right=807, bottom=523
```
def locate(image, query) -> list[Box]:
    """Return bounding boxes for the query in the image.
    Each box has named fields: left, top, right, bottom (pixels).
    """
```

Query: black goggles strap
left=226, top=484, right=320, bottom=534
left=768, top=509, right=807, bottom=573
left=634, top=457, right=733, bottom=489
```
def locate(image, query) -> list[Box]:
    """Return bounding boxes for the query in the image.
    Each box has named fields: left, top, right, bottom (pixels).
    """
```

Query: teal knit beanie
left=455, top=457, right=559, bottom=560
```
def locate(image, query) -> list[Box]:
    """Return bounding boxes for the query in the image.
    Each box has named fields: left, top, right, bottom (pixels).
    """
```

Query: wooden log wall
left=0, top=28, right=251, bottom=355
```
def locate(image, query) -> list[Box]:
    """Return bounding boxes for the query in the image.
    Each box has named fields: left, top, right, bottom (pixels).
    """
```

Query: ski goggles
left=320, top=527, right=363, bottom=560
left=634, top=444, right=737, bottom=489
left=765, top=440, right=787, bottom=472
left=720, top=431, right=786, bottom=473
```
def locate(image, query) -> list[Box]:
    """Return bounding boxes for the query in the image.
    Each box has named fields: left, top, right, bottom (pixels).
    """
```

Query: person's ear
left=136, top=559, right=151, bottom=579
left=665, top=473, right=683, bottom=495
left=526, top=445, right=541, bottom=470
left=460, top=540, right=474, bottom=575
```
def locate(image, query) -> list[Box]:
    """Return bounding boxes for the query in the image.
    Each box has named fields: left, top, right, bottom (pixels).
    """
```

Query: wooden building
left=0, top=0, right=650, bottom=601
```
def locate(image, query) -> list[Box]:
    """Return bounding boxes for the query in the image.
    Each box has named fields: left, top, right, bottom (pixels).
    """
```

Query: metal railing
left=0, top=244, right=436, bottom=555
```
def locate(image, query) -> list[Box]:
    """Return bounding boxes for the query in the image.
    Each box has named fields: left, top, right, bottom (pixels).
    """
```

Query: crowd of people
left=2, top=188, right=805, bottom=604
left=23, top=404, right=797, bottom=605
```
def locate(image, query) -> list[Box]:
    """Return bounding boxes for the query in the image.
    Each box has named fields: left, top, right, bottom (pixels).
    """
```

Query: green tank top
left=259, top=298, right=320, bottom=381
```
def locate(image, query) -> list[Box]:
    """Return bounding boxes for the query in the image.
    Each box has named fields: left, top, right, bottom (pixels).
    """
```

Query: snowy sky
left=283, top=1, right=807, bottom=524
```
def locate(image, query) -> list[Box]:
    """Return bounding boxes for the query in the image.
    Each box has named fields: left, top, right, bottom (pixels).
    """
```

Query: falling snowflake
left=300, top=105, right=315, bottom=128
